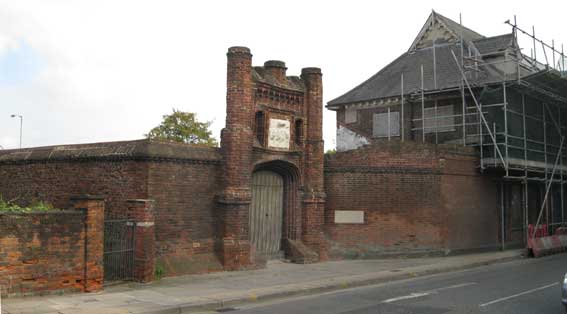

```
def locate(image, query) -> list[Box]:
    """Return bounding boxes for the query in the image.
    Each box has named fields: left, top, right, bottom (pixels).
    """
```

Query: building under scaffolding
left=327, top=10, right=567, bottom=250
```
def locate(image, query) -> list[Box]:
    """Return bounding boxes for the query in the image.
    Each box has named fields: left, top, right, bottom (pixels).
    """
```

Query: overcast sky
left=0, top=0, right=566, bottom=150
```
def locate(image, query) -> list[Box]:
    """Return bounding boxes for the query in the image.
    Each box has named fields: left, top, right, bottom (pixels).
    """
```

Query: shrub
left=0, top=197, right=59, bottom=212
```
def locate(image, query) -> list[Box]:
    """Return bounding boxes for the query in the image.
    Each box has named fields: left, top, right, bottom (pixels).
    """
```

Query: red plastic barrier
left=528, top=234, right=567, bottom=257
left=528, top=224, right=549, bottom=238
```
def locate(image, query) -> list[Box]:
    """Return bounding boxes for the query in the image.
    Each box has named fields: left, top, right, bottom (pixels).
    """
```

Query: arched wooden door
left=249, top=171, right=284, bottom=259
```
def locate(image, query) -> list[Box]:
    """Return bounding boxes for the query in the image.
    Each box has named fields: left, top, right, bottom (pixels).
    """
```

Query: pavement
left=1, top=249, right=523, bottom=314
left=220, top=252, right=567, bottom=314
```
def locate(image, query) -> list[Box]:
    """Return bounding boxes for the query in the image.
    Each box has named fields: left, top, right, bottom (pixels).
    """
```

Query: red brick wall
left=324, top=142, right=499, bottom=258
left=441, top=155, right=500, bottom=251
left=147, top=161, right=223, bottom=276
left=0, top=160, right=148, bottom=218
left=0, top=201, right=104, bottom=297
left=0, top=141, right=224, bottom=277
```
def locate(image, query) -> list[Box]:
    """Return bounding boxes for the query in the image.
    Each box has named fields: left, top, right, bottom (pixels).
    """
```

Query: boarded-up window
left=373, top=111, right=400, bottom=138
left=255, top=111, right=265, bottom=144
left=423, top=105, right=455, bottom=133
left=345, top=108, right=357, bottom=124
left=295, top=119, right=303, bottom=145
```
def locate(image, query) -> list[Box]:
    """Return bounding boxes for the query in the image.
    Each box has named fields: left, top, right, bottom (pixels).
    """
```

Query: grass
left=0, top=197, right=59, bottom=212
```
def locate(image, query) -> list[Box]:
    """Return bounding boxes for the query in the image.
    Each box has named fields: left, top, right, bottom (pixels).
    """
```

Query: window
left=423, top=105, right=455, bottom=133
left=295, top=119, right=303, bottom=145
left=373, top=111, right=400, bottom=138
left=255, top=111, right=265, bottom=144
left=345, top=108, right=357, bottom=124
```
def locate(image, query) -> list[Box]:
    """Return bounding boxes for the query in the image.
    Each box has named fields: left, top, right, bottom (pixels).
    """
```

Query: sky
left=0, top=0, right=566, bottom=150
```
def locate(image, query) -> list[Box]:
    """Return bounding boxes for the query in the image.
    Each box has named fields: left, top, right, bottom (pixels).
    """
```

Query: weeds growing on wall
left=0, top=197, right=59, bottom=212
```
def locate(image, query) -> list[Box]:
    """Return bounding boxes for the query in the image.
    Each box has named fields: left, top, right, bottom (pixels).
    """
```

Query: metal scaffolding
left=403, top=16, right=567, bottom=250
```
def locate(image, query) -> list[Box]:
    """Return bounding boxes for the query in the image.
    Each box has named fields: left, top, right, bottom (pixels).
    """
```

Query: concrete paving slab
left=2, top=250, right=525, bottom=314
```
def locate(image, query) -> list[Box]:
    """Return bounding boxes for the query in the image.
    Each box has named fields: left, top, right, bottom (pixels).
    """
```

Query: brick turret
left=300, top=67, right=327, bottom=259
left=264, top=60, right=287, bottom=84
left=216, top=46, right=255, bottom=270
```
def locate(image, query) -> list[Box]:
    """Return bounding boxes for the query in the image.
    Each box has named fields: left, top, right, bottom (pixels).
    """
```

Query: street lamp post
left=10, top=114, right=23, bottom=149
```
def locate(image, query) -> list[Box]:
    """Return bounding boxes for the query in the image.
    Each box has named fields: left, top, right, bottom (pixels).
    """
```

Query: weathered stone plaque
left=268, top=119, right=290, bottom=149
left=334, top=210, right=365, bottom=224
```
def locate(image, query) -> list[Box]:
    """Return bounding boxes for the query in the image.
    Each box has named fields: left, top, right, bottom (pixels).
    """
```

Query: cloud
left=0, top=0, right=565, bottom=151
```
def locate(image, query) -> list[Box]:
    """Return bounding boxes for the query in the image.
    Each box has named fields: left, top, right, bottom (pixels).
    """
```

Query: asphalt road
left=211, top=253, right=567, bottom=314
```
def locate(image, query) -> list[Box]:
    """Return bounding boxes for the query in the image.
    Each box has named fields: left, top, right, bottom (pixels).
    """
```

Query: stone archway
left=251, top=160, right=301, bottom=260
left=250, top=170, right=284, bottom=259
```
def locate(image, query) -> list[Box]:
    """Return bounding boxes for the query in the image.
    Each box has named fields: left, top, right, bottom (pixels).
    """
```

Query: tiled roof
left=473, top=34, right=514, bottom=55
left=328, top=43, right=473, bottom=107
left=328, top=11, right=516, bottom=108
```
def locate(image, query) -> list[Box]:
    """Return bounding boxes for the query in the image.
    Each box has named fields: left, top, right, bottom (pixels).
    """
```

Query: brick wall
left=0, top=160, right=148, bottom=218
left=441, top=154, right=500, bottom=251
left=0, top=197, right=103, bottom=297
left=0, top=140, right=224, bottom=277
left=148, top=160, right=223, bottom=276
left=324, top=141, right=499, bottom=258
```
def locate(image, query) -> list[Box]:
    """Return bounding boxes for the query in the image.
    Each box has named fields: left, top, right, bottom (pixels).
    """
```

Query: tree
left=146, top=109, right=218, bottom=146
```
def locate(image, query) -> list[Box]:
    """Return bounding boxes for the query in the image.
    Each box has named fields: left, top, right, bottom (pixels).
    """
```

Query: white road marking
left=381, top=282, right=477, bottom=304
left=382, top=292, right=431, bottom=303
left=479, top=282, right=559, bottom=307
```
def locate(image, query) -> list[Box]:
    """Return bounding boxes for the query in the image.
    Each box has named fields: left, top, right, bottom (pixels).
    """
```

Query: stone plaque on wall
left=268, top=119, right=290, bottom=149
left=334, top=210, right=365, bottom=224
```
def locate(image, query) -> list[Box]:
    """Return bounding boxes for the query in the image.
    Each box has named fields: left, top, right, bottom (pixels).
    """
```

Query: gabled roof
left=327, top=11, right=516, bottom=108
left=409, top=10, right=483, bottom=51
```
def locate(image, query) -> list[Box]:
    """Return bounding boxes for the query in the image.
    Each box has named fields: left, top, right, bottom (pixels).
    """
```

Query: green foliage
left=325, top=149, right=337, bottom=155
left=0, top=196, right=58, bottom=212
left=155, top=263, right=165, bottom=280
left=146, top=109, right=218, bottom=146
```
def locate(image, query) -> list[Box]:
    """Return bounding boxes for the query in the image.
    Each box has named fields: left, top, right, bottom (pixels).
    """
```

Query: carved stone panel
left=268, top=118, right=290, bottom=149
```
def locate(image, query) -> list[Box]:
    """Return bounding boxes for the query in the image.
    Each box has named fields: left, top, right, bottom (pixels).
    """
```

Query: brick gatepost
left=301, top=68, right=328, bottom=260
left=71, top=195, right=105, bottom=292
left=216, top=46, right=255, bottom=270
left=127, top=199, right=156, bottom=283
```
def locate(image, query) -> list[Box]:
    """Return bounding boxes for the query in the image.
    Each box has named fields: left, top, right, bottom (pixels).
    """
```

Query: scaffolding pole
left=433, top=99, right=439, bottom=144
left=524, top=180, right=529, bottom=246
left=421, top=65, right=425, bottom=143
left=561, top=109, right=565, bottom=226
left=522, top=93, right=529, bottom=244
left=522, top=94, right=528, bottom=179
left=401, top=73, right=404, bottom=142
left=532, top=135, right=565, bottom=241
left=543, top=104, right=549, bottom=231
left=506, top=19, right=566, bottom=73
left=501, top=182, right=506, bottom=250
left=451, top=50, right=507, bottom=167
left=503, top=82, right=509, bottom=176
left=461, top=29, right=466, bottom=146
left=544, top=103, right=566, bottom=231
left=387, top=107, right=391, bottom=141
